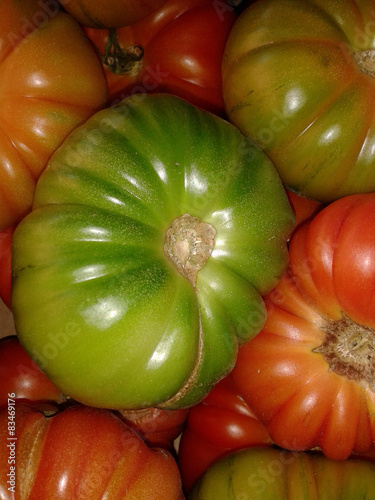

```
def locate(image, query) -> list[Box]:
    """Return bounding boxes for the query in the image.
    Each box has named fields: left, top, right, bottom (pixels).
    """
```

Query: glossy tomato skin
left=0, top=0, right=108, bottom=231
left=189, top=447, right=375, bottom=499
left=84, top=0, right=237, bottom=115
left=118, top=406, right=189, bottom=452
left=178, top=375, right=273, bottom=494
left=0, top=225, right=14, bottom=309
left=61, top=0, right=168, bottom=28
left=0, top=336, right=65, bottom=409
left=11, top=94, right=294, bottom=411
left=0, top=404, right=185, bottom=499
left=231, top=193, right=375, bottom=461
left=222, top=0, right=375, bottom=203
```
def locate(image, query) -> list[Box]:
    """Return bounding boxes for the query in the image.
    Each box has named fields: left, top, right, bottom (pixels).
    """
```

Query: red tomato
left=231, top=193, right=375, bottom=461
left=286, top=190, right=322, bottom=234
left=0, top=336, right=65, bottom=409
left=118, top=407, right=189, bottom=452
left=0, top=404, right=184, bottom=499
left=61, top=0, right=168, bottom=28
left=177, top=375, right=273, bottom=493
left=0, top=0, right=108, bottom=231
left=84, top=0, right=237, bottom=115
left=0, top=225, right=13, bottom=310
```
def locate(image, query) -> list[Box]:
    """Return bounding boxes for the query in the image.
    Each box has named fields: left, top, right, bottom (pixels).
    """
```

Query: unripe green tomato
left=11, top=94, right=294, bottom=410
left=189, top=447, right=375, bottom=499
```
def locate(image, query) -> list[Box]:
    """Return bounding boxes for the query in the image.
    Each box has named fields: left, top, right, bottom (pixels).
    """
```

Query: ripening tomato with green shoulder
left=189, top=447, right=375, bottom=499
left=0, top=0, right=108, bottom=231
left=177, top=374, right=273, bottom=494
left=11, top=93, right=294, bottom=411
left=222, top=0, right=375, bottom=203
left=231, top=193, right=375, bottom=461
left=0, top=404, right=185, bottom=499
left=84, top=0, right=237, bottom=115
left=60, top=0, right=168, bottom=28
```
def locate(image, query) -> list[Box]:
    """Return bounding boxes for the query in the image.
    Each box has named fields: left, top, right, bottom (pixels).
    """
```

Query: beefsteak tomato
left=60, top=0, right=168, bottom=28
left=222, top=0, right=375, bottom=203
left=0, top=0, right=108, bottom=231
left=11, top=93, right=294, bottom=411
left=84, top=0, right=237, bottom=115
left=118, top=406, right=189, bottom=452
left=231, top=193, right=375, bottom=461
left=0, top=225, right=14, bottom=310
left=189, top=447, right=375, bottom=499
left=177, top=374, right=273, bottom=493
left=0, top=404, right=184, bottom=499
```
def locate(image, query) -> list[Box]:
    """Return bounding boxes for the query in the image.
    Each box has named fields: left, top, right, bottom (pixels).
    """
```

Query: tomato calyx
left=313, top=314, right=375, bottom=390
left=102, top=28, right=144, bottom=76
left=354, top=49, right=375, bottom=78
left=164, top=214, right=216, bottom=287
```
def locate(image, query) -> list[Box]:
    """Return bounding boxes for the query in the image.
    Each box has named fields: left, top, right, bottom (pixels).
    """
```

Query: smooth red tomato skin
left=0, top=336, right=65, bottom=409
left=178, top=375, right=273, bottom=493
left=0, top=0, right=108, bottom=231
left=231, top=193, right=375, bottom=461
left=61, top=0, right=168, bottom=28
left=0, top=225, right=13, bottom=309
left=84, top=0, right=237, bottom=115
left=0, top=404, right=185, bottom=499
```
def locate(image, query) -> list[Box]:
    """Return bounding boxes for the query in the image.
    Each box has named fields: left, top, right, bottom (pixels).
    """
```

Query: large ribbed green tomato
left=189, top=447, right=375, bottom=499
left=11, top=94, right=294, bottom=410
left=222, top=0, right=375, bottom=203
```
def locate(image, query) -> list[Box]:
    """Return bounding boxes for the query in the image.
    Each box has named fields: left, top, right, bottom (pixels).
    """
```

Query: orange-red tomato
left=84, top=0, right=237, bottom=115
left=0, top=0, right=108, bottom=231
left=231, top=193, right=375, bottom=461
left=118, top=406, right=189, bottom=452
left=61, top=0, right=168, bottom=28
left=177, top=375, right=273, bottom=493
left=0, top=336, right=65, bottom=409
left=0, top=404, right=184, bottom=499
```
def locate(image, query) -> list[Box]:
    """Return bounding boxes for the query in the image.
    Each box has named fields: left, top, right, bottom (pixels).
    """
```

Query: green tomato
left=189, top=447, right=375, bottom=499
left=11, top=94, right=294, bottom=410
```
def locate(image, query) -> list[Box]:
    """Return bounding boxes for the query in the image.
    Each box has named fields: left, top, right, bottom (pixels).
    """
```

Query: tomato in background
left=0, top=225, right=14, bottom=310
left=0, top=404, right=185, bottom=499
left=60, top=0, right=168, bottom=28
left=0, top=336, right=66, bottom=409
left=222, top=0, right=375, bottom=203
left=189, top=447, right=375, bottom=499
left=0, top=0, right=108, bottom=231
left=84, top=0, right=237, bottom=115
left=231, top=193, right=375, bottom=461
left=178, top=375, right=273, bottom=494
left=119, top=407, right=189, bottom=452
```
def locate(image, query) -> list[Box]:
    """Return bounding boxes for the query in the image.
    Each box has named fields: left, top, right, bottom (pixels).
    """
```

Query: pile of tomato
left=1, top=0, right=375, bottom=498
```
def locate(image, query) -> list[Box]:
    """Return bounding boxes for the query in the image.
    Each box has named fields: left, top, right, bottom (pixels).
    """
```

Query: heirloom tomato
left=118, top=406, right=189, bottom=452
left=178, top=375, right=273, bottom=493
left=61, top=0, right=168, bottom=28
left=0, top=404, right=184, bottom=499
left=231, top=193, right=375, bottom=461
left=11, top=94, right=294, bottom=411
left=189, top=447, right=375, bottom=499
left=0, top=225, right=13, bottom=309
left=222, top=0, right=375, bottom=203
left=0, top=0, right=108, bottom=231
left=84, top=0, right=237, bottom=115
left=0, top=336, right=65, bottom=409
